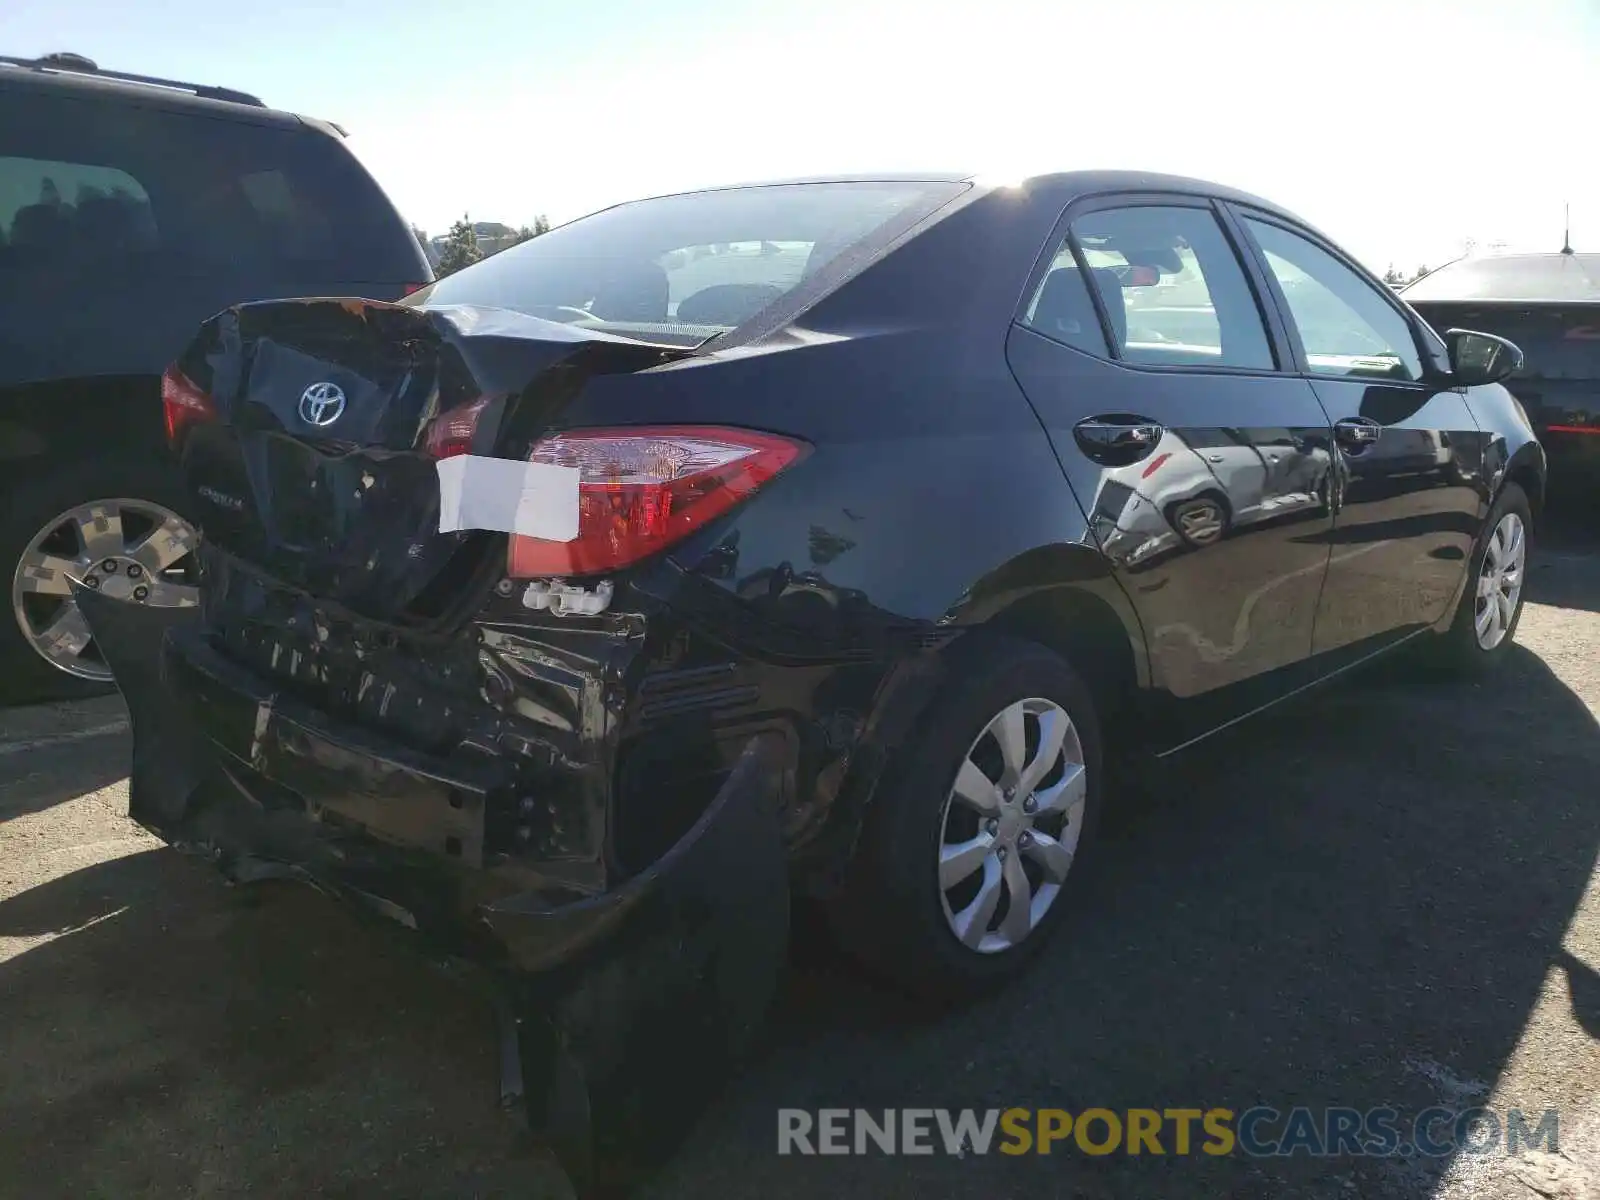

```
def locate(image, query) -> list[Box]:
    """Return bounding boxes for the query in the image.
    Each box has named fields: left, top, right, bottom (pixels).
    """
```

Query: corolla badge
left=299, top=381, right=347, bottom=427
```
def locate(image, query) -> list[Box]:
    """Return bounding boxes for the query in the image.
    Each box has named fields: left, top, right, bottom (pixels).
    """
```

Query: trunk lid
left=176, top=298, right=686, bottom=622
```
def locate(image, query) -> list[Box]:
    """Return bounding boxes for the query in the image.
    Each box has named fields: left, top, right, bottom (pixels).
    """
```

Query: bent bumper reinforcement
left=74, top=584, right=791, bottom=1197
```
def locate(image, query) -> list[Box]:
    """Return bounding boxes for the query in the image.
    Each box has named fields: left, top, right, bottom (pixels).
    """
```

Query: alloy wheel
left=1474, top=510, right=1526, bottom=651
left=1175, top=500, right=1224, bottom=544
left=11, top=499, right=199, bottom=681
left=936, top=697, right=1088, bottom=954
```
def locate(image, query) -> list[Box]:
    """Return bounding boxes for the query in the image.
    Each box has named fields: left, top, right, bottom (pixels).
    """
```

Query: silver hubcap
left=11, top=499, right=199, bottom=681
left=937, top=697, right=1088, bottom=954
left=1474, top=510, right=1526, bottom=651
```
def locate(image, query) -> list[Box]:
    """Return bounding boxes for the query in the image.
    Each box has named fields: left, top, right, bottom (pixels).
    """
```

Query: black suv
left=0, top=52, right=431, bottom=701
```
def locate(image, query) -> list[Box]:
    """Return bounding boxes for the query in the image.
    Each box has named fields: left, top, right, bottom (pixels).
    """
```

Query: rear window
left=0, top=91, right=424, bottom=285
left=1403, top=253, right=1600, bottom=303
left=415, top=181, right=967, bottom=345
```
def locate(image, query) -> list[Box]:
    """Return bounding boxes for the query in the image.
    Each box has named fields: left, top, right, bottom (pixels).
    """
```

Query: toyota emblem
left=299, top=381, right=347, bottom=427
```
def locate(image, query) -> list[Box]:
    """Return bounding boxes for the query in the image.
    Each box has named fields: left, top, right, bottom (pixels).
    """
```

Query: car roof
left=610, top=169, right=1315, bottom=230
left=0, top=54, right=332, bottom=134
left=1013, top=168, right=1309, bottom=221
left=1402, top=251, right=1600, bottom=304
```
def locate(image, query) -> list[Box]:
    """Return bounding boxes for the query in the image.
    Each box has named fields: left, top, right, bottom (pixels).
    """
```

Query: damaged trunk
left=172, top=298, right=685, bottom=619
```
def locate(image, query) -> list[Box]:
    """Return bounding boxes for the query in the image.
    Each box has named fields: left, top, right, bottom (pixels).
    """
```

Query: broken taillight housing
left=161, top=363, right=216, bottom=446
left=423, top=395, right=492, bottom=459
left=508, top=426, right=806, bottom=578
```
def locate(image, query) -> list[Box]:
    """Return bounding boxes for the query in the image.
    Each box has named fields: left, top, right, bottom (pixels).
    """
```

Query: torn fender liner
left=76, top=583, right=791, bottom=1198
left=506, top=733, right=790, bottom=1196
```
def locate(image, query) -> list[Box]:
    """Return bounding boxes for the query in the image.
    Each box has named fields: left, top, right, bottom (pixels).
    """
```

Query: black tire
left=0, top=459, right=190, bottom=705
left=1427, top=481, right=1533, bottom=676
left=828, top=635, right=1105, bottom=1001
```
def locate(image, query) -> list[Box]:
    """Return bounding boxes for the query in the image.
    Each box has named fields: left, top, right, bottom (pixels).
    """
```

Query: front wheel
left=828, top=636, right=1104, bottom=999
left=1428, top=482, right=1532, bottom=674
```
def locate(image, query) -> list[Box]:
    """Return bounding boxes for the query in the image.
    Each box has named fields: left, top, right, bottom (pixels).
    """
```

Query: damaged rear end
left=84, top=294, right=804, bottom=1194
left=84, top=178, right=974, bottom=1190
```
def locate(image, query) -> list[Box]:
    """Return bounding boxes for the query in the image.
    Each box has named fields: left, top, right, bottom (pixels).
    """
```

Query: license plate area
left=204, top=554, right=484, bottom=754
left=177, top=640, right=491, bottom=867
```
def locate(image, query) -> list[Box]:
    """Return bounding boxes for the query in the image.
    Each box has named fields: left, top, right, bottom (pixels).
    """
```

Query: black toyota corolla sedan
left=81, top=170, right=1544, bottom=1192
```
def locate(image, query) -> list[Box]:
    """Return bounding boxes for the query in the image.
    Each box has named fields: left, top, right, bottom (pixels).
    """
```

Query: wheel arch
left=792, top=543, right=1148, bottom=895
left=1503, top=443, right=1546, bottom=527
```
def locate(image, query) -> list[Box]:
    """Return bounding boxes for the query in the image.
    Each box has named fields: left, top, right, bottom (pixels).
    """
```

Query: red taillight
left=161, top=364, right=215, bottom=445
left=401, top=282, right=427, bottom=297
left=423, top=395, right=491, bottom=459
left=507, top=426, right=805, bottom=578
left=1141, top=451, right=1172, bottom=479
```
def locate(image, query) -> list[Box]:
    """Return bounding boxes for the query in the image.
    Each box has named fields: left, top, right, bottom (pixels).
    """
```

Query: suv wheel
left=829, top=636, right=1104, bottom=999
left=3, top=469, right=199, bottom=702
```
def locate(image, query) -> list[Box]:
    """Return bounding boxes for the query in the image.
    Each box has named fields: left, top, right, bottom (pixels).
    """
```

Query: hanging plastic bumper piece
left=73, top=583, right=791, bottom=1198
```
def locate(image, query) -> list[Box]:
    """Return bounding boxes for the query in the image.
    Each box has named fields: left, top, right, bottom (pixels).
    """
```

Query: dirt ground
left=2, top=528, right=1597, bottom=1199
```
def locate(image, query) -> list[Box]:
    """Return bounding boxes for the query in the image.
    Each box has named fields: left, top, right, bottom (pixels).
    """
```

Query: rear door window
left=0, top=91, right=421, bottom=289
left=1019, top=248, right=1110, bottom=356
left=1068, top=205, right=1276, bottom=370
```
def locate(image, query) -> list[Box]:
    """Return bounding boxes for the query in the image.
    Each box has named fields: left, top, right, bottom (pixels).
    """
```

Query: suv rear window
left=0, top=91, right=423, bottom=285
left=415, top=181, right=967, bottom=344
left=1403, top=253, right=1600, bottom=303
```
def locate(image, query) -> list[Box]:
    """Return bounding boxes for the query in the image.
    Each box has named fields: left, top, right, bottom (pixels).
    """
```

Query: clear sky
left=4, top=0, right=1596, bottom=272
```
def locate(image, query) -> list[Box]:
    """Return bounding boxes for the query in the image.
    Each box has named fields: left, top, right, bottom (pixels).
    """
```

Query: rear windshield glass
left=0, top=91, right=424, bottom=285
left=414, top=181, right=967, bottom=345
left=1403, top=254, right=1600, bottom=303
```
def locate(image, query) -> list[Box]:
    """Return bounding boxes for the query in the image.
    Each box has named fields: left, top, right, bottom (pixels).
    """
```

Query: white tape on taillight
left=435, top=454, right=580, bottom=541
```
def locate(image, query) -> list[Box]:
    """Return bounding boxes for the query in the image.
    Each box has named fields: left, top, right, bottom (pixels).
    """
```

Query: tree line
left=1382, top=263, right=1431, bottom=286
left=412, top=213, right=553, bottom=278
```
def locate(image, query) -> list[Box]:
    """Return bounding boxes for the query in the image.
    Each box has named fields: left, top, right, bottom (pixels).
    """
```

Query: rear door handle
left=1334, top=417, right=1382, bottom=449
left=1074, top=417, right=1165, bottom=461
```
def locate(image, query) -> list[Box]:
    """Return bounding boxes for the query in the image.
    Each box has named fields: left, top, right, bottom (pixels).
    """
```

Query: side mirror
left=1445, top=328, right=1523, bottom=386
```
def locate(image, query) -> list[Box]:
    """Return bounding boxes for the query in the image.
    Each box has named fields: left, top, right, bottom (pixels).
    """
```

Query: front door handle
left=1074, top=416, right=1165, bottom=462
left=1334, top=417, right=1382, bottom=449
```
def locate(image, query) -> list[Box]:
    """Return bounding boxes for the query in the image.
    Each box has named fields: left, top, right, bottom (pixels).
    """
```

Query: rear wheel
left=1168, top=492, right=1230, bottom=546
left=2, top=465, right=199, bottom=703
left=829, top=636, right=1104, bottom=999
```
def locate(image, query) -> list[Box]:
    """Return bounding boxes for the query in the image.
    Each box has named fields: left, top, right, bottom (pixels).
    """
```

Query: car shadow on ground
left=0, top=733, right=132, bottom=821
left=0, top=696, right=130, bottom=819
left=648, top=646, right=1600, bottom=1197
left=1529, top=540, right=1600, bottom=615
left=0, top=851, right=570, bottom=1197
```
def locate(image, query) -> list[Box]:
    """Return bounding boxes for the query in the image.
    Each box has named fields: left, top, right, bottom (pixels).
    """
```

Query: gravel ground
left=1, top=527, right=1596, bottom=1199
